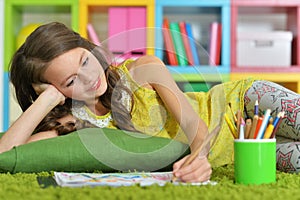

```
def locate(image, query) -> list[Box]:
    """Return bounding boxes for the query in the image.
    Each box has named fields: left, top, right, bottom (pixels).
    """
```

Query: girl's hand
left=172, top=154, right=212, bottom=183
left=32, top=83, right=66, bottom=105
left=32, top=83, right=52, bottom=95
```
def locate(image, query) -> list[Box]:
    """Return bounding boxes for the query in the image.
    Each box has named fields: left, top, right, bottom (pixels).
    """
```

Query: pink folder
left=108, top=7, right=146, bottom=62
left=127, top=7, right=146, bottom=57
left=108, top=7, right=128, bottom=56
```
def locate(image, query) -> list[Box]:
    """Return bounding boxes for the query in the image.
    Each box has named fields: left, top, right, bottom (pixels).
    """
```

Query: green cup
left=234, top=139, right=276, bottom=185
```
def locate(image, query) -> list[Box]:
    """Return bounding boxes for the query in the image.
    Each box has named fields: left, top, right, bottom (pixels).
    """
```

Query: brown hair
left=10, top=22, right=136, bottom=134
left=34, top=99, right=96, bottom=135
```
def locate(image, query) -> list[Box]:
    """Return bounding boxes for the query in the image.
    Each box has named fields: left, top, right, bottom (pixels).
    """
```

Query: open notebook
left=54, top=172, right=217, bottom=187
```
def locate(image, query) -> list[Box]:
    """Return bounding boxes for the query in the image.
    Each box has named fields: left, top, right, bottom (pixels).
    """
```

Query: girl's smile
left=88, top=76, right=101, bottom=92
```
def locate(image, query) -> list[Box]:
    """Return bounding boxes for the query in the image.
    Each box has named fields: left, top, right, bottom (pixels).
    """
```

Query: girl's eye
left=66, top=77, right=76, bottom=87
left=82, top=57, right=89, bottom=66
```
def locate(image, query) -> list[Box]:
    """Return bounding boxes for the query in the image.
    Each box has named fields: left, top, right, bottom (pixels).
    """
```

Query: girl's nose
left=78, top=70, right=92, bottom=85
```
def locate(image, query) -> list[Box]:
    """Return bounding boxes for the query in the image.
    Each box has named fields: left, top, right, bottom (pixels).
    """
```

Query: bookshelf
left=155, top=0, right=231, bottom=86
left=230, top=0, right=300, bottom=93
left=4, top=0, right=79, bottom=130
left=78, top=0, right=155, bottom=56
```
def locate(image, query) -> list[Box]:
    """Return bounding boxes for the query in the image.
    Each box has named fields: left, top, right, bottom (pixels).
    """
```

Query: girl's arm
left=128, top=55, right=212, bottom=182
left=129, top=55, right=208, bottom=150
left=0, top=85, right=65, bottom=153
left=26, top=130, right=59, bottom=143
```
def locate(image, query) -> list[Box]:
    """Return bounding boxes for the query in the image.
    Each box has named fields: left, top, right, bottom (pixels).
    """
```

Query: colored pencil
left=254, top=117, right=263, bottom=139
left=263, top=124, right=274, bottom=139
left=236, top=110, right=242, bottom=138
left=254, top=100, right=259, bottom=116
left=245, top=118, right=252, bottom=139
left=228, top=103, right=237, bottom=122
left=249, top=115, right=258, bottom=139
left=270, top=111, right=285, bottom=138
left=225, top=114, right=238, bottom=139
left=273, top=112, right=284, bottom=128
left=256, top=109, right=271, bottom=139
left=239, top=120, right=245, bottom=140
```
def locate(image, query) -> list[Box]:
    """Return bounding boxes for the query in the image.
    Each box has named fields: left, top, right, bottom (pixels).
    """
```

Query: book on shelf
left=162, top=18, right=178, bottom=66
left=179, top=21, right=194, bottom=66
left=161, top=18, right=201, bottom=66
left=185, top=23, right=200, bottom=66
left=169, top=22, right=188, bottom=66
left=87, top=23, right=101, bottom=46
left=208, top=22, right=222, bottom=66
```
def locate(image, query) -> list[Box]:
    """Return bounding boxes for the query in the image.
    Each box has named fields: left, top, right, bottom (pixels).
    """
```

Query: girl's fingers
left=172, top=155, right=189, bottom=172
left=37, top=84, right=66, bottom=105
left=32, top=83, right=50, bottom=95
left=175, top=157, right=212, bottom=183
left=180, top=165, right=212, bottom=182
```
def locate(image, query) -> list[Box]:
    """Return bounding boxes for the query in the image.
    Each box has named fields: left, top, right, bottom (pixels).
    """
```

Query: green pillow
left=0, top=128, right=190, bottom=173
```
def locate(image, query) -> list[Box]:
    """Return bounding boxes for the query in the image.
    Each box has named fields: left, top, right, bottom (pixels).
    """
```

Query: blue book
left=185, top=23, right=200, bottom=66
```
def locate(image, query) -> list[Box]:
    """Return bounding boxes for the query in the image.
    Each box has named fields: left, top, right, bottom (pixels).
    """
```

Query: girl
left=1, top=22, right=300, bottom=182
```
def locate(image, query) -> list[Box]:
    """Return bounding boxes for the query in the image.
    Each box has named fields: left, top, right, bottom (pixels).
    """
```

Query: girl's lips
left=88, top=77, right=101, bottom=91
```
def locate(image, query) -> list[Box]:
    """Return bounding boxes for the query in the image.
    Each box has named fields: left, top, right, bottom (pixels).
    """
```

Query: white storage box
left=237, top=31, right=293, bottom=67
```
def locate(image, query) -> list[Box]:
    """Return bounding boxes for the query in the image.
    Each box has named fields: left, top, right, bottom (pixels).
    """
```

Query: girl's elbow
left=0, top=144, right=14, bottom=154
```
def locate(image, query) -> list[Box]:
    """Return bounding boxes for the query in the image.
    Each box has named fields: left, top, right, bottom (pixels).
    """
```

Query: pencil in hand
left=172, top=124, right=221, bottom=182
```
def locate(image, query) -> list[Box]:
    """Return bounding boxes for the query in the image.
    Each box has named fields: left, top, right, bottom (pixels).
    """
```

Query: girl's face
left=43, top=47, right=108, bottom=103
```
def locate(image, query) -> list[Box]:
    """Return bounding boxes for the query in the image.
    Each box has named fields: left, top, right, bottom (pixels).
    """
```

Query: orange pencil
left=249, top=115, right=258, bottom=139
left=254, top=117, right=263, bottom=139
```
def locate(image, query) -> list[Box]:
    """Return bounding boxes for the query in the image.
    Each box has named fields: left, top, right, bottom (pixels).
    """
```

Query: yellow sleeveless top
left=73, top=59, right=255, bottom=168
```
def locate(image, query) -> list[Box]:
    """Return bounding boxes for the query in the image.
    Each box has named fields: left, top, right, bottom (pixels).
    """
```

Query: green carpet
left=0, top=165, right=299, bottom=200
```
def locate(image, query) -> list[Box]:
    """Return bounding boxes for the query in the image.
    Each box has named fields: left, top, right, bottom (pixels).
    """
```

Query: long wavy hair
left=10, top=22, right=136, bottom=134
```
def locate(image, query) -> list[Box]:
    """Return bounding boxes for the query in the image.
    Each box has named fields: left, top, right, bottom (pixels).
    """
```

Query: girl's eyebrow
left=60, top=50, right=85, bottom=86
left=79, top=50, right=85, bottom=65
